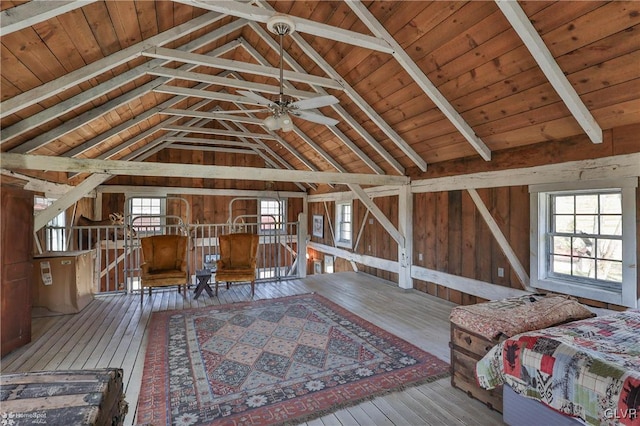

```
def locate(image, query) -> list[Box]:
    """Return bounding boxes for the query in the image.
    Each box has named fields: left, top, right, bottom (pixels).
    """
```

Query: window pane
left=600, top=215, right=622, bottom=236
left=597, top=239, right=622, bottom=261
left=554, top=196, right=574, bottom=214
left=600, top=193, right=621, bottom=214
left=554, top=215, right=574, bottom=233
left=575, top=215, right=597, bottom=234
left=575, top=194, right=598, bottom=214
left=551, top=236, right=571, bottom=256
left=550, top=254, right=572, bottom=275
left=597, top=260, right=622, bottom=283
left=572, top=236, right=594, bottom=258
left=573, top=258, right=595, bottom=278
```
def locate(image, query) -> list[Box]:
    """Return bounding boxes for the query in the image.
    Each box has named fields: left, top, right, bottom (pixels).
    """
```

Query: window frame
left=335, top=201, right=353, bottom=249
left=530, top=178, right=637, bottom=308
left=34, top=196, right=67, bottom=251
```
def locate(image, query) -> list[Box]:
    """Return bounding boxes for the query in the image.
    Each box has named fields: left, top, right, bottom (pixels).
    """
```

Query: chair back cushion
left=219, top=233, right=259, bottom=269
left=141, top=235, right=188, bottom=272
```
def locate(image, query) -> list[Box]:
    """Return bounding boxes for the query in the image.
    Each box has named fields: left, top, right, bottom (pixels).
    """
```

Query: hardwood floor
left=1, top=272, right=504, bottom=425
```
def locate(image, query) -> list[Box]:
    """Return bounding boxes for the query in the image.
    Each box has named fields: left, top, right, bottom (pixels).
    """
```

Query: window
left=260, top=199, right=286, bottom=232
left=335, top=201, right=352, bottom=248
left=531, top=179, right=637, bottom=307
left=34, top=196, right=66, bottom=251
left=129, top=197, right=163, bottom=234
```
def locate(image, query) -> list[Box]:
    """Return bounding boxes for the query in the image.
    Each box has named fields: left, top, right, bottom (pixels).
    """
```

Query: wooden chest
left=0, top=369, right=128, bottom=425
left=450, top=323, right=503, bottom=413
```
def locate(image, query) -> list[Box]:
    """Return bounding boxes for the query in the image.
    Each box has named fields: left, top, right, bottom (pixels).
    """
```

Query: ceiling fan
left=236, top=15, right=340, bottom=132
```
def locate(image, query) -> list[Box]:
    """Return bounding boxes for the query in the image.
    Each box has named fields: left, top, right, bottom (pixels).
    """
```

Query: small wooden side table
left=194, top=269, right=215, bottom=299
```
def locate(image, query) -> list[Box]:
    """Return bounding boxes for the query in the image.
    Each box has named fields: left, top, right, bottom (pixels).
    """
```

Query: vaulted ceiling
left=1, top=1, right=638, bottom=191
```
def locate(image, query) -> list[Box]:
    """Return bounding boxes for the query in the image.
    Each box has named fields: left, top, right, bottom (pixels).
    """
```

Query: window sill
left=534, top=277, right=623, bottom=306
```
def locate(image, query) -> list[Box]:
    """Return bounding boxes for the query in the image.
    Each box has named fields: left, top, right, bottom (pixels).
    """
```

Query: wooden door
left=1, top=184, right=33, bottom=356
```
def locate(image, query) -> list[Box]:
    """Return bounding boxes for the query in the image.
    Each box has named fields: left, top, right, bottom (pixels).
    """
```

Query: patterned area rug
left=136, top=293, right=449, bottom=425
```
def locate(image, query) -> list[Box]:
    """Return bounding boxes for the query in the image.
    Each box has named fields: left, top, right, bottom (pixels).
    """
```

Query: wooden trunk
left=0, top=369, right=128, bottom=425
left=450, top=323, right=504, bottom=413
left=1, top=182, right=33, bottom=356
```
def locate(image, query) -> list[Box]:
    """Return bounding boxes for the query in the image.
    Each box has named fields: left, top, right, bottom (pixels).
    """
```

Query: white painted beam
left=34, top=173, right=111, bottom=231
left=168, top=144, right=258, bottom=155
left=162, top=125, right=277, bottom=141
left=397, top=184, right=413, bottom=289
left=0, top=169, right=77, bottom=199
left=348, top=1, right=491, bottom=162
left=172, top=0, right=394, bottom=54
left=308, top=242, right=399, bottom=274
left=496, top=0, right=602, bottom=144
left=467, top=188, right=532, bottom=291
left=161, top=109, right=264, bottom=125
left=0, top=1, right=98, bottom=36
left=412, top=265, right=529, bottom=301
left=347, top=183, right=404, bottom=246
left=308, top=185, right=400, bottom=203
left=144, top=46, right=344, bottom=90
left=97, top=185, right=305, bottom=198
left=147, top=67, right=319, bottom=100
left=411, top=153, right=640, bottom=193
left=1, top=154, right=409, bottom=186
left=0, top=12, right=221, bottom=118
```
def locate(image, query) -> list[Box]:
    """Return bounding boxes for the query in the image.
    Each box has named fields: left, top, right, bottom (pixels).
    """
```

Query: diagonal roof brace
left=496, top=0, right=602, bottom=144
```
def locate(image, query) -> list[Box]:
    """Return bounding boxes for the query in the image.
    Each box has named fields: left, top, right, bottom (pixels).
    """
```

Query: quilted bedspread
left=476, top=310, right=640, bottom=426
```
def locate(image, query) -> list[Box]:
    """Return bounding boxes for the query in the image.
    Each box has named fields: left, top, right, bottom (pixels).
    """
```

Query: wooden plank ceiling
left=1, top=1, right=638, bottom=190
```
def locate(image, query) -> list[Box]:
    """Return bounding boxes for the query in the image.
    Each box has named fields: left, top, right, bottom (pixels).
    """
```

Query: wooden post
left=297, top=211, right=307, bottom=278
left=398, top=184, right=413, bottom=289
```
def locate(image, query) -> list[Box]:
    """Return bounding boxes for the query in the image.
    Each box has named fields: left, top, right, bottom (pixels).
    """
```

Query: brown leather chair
left=140, top=234, right=189, bottom=304
left=215, top=233, right=259, bottom=297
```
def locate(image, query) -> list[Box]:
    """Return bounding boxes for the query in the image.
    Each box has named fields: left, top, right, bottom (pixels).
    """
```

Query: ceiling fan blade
left=290, top=95, right=339, bottom=110
left=291, top=110, right=339, bottom=126
left=237, top=90, right=274, bottom=106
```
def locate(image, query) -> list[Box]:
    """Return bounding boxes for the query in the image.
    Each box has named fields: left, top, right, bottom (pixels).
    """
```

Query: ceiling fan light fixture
left=263, top=115, right=279, bottom=130
left=267, top=15, right=296, bottom=36
left=279, top=113, right=294, bottom=132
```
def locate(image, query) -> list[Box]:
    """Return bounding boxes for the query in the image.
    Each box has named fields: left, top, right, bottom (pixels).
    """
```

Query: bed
left=476, top=310, right=640, bottom=425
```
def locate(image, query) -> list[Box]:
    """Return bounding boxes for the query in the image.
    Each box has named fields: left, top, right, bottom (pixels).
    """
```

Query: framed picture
left=313, top=260, right=322, bottom=274
left=312, top=215, right=324, bottom=238
left=324, top=256, right=334, bottom=273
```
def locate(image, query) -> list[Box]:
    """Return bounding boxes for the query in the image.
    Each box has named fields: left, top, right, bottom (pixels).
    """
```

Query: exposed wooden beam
left=467, top=188, right=532, bottom=292
left=34, top=174, right=111, bottom=232
left=412, top=265, right=529, bottom=301
left=348, top=1, right=491, bottom=163
left=172, top=0, right=394, bottom=54
left=496, top=0, right=603, bottom=144
left=161, top=109, right=264, bottom=125
left=1, top=154, right=409, bottom=186
left=0, top=1, right=98, bottom=36
left=397, top=184, right=412, bottom=289
left=164, top=136, right=262, bottom=150
left=168, top=144, right=258, bottom=155
left=162, top=125, right=277, bottom=141
left=0, top=12, right=222, bottom=118
left=97, top=185, right=306, bottom=198
left=347, top=183, right=404, bottom=246
left=154, top=85, right=265, bottom=105
left=308, top=185, right=400, bottom=202
left=411, top=153, right=640, bottom=193
left=148, top=67, right=318, bottom=100
left=143, top=46, right=344, bottom=90
left=308, top=242, right=399, bottom=274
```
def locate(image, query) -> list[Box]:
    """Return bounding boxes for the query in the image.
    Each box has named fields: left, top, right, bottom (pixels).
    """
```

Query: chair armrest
left=141, top=262, right=151, bottom=274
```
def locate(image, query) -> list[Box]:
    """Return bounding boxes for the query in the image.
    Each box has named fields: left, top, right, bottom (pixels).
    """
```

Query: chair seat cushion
left=146, top=269, right=185, bottom=279
left=215, top=269, right=255, bottom=282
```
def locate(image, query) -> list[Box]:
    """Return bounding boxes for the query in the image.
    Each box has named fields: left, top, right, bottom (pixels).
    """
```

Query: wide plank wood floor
left=1, top=272, right=504, bottom=425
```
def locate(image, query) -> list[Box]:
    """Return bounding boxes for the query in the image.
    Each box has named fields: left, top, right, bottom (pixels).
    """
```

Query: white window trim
left=530, top=178, right=637, bottom=308
left=335, top=201, right=353, bottom=249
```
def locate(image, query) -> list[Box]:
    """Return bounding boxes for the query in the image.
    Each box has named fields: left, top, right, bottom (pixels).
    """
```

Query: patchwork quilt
left=476, top=310, right=640, bottom=426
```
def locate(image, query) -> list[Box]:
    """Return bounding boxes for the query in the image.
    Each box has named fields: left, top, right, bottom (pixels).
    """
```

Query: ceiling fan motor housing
left=267, top=15, right=296, bottom=36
